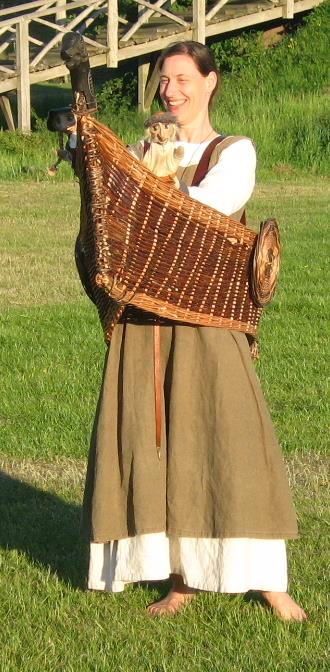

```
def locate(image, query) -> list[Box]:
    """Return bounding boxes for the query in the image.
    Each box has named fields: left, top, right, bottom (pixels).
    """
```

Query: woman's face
left=159, top=54, right=216, bottom=127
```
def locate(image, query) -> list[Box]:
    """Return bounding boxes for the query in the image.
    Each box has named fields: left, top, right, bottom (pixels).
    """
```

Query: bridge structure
left=0, top=0, right=323, bottom=131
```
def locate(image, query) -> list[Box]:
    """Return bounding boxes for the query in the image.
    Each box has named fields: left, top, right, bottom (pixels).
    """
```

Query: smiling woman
left=158, top=41, right=219, bottom=135
left=83, top=41, right=307, bottom=622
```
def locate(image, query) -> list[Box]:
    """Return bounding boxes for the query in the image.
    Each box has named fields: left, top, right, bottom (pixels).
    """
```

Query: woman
left=83, top=41, right=306, bottom=621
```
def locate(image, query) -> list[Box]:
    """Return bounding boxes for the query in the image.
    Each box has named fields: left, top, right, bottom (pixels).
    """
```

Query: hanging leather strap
left=191, top=134, right=247, bottom=225
left=191, top=135, right=226, bottom=186
left=240, top=209, right=247, bottom=226
left=153, top=325, right=162, bottom=459
left=143, top=140, right=150, bottom=156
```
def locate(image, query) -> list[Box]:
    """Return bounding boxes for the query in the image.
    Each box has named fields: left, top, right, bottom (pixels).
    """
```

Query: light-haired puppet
left=142, top=112, right=184, bottom=187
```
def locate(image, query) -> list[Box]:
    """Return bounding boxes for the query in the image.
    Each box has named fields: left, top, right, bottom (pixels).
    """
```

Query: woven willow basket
left=75, top=115, right=280, bottom=342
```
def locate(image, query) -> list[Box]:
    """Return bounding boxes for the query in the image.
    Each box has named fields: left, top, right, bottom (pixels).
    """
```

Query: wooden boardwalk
left=0, top=0, right=323, bottom=130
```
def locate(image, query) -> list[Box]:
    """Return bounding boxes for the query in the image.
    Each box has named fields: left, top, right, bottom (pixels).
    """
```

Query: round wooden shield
left=250, top=219, right=281, bottom=308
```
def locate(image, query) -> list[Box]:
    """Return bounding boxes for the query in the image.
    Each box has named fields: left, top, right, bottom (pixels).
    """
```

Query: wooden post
left=0, top=95, right=16, bottom=131
left=137, top=2, right=149, bottom=112
left=193, top=0, right=205, bottom=44
left=138, top=58, right=150, bottom=113
left=55, top=0, right=67, bottom=22
left=16, top=19, right=30, bottom=133
left=283, top=0, right=294, bottom=19
left=107, top=0, right=118, bottom=67
left=284, top=0, right=294, bottom=19
left=144, top=59, right=161, bottom=110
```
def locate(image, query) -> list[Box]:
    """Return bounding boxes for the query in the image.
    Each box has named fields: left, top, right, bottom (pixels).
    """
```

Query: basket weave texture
left=76, top=116, right=264, bottom=340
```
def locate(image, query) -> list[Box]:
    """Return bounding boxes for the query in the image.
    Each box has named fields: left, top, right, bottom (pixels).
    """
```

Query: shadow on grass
left=0, top=470, right=87, bottom=589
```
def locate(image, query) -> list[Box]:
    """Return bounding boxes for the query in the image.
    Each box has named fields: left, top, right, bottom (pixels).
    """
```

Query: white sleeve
left=69, top=133, right=77, bottom=149
left=187, top=138, right=256, bottom=216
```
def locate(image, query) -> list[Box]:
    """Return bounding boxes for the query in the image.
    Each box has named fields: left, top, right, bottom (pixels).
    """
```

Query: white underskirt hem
left=88, top=533, right=288, bottom=594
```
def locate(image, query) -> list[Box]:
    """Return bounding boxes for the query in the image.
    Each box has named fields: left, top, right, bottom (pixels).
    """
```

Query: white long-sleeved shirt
left=130, top=136, right=256, bottom=216
left=177, top=137, right=256, bottom=215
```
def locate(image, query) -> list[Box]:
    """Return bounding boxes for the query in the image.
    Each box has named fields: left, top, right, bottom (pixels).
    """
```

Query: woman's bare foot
left=147, top=574, right=197, bottom=616
left=260, top=591, right=307, bottom=621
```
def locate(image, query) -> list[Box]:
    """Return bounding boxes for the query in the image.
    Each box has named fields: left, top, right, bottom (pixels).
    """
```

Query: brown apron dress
left=82, top=137, right=298, bottom=543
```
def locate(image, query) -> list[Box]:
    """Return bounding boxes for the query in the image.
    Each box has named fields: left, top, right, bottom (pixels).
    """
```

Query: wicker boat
left=75, top=114, right=280, bottom=342
left=61, top=32, right=280, bottom=343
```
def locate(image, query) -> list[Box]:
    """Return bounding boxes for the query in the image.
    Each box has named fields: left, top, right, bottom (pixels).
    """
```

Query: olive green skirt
left=83, top=324, right=298, bottom=542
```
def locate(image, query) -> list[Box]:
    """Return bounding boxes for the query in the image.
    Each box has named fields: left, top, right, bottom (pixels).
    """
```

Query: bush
left=211, top=0, right=330, bottom=95
left=211, top=31, right=266, bottom=76
left=97, top=72, right=137, bottom=115
left=207, top=0, right=330, bottom=174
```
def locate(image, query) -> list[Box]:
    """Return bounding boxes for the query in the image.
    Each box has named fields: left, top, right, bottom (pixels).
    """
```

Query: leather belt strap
left=191, top=135, right=225, bottom=186
left=153, top=324, right=162, bottom=459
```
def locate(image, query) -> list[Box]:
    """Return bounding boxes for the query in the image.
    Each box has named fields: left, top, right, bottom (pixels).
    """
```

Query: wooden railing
left=0, top=0, right=209, bottom=72
left=0, top=2, right=111, bottom=129
left=0, top=0, right=209, bottom=129
left=0, top=2, right=111, bottom=72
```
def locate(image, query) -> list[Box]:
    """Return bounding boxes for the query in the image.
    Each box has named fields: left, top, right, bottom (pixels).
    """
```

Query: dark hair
left=158, top=41, right=219, bottom=107
left=47, top=107, right=75, bottom=132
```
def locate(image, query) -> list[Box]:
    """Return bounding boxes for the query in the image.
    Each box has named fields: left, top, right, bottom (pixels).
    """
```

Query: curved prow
left=61, top=32, right=97, bottom=115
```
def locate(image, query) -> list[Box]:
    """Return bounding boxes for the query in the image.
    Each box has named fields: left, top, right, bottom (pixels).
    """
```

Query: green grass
left=0, top=453, right=329, bottom=671
left=1, top=179, right=328, bottom=459
left=0, top=178, right=329, bottom=669
left=0, top=88, right=328, bottom=179
left=215, top=90, right=330, bottom=176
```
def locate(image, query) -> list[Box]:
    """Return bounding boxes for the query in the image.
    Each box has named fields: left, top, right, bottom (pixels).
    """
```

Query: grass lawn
left=0, top=177, right=329, bottom=671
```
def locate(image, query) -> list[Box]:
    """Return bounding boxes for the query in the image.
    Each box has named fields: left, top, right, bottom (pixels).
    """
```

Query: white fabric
left=88, top=535, right=288, bottom=593
left=133, top=137, right=256, bottom=215
left=183, top=138, right=256, bottom=215
left=88, top=136, right=286, bottom=595
left=69, top=133, right=77, bottom=149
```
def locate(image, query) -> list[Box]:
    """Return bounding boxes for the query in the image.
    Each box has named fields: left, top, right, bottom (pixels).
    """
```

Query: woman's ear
left=206, top=71, right=218, bottom=94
